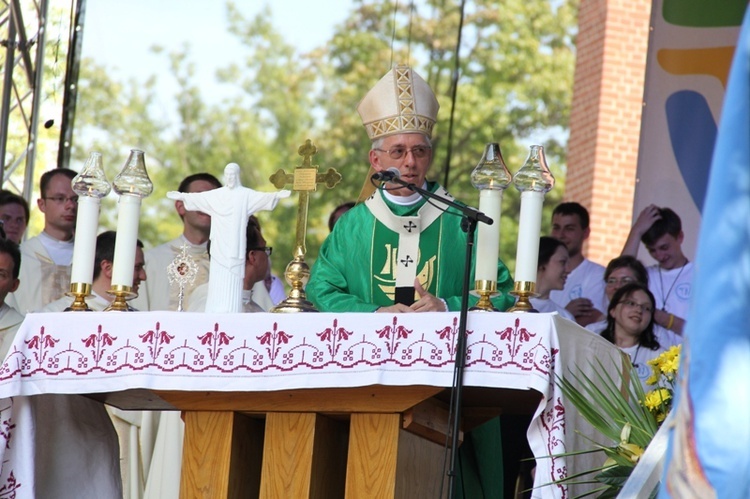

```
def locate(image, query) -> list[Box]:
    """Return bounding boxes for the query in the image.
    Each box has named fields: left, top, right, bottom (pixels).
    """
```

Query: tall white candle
left=475, top=189, right=503, bottom=282
left=70, top=196, right=101, bottom=284
left=514, top=190, right=544, bottom=283
left=111, top=194, right=142, bottom=288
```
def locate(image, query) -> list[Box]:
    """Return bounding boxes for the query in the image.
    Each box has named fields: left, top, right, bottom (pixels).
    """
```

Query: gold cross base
left=271, top=257, right=318, bottom=313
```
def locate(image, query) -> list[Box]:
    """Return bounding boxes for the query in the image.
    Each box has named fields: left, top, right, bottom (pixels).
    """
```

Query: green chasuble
left=308, top=182, right=515, bottom=312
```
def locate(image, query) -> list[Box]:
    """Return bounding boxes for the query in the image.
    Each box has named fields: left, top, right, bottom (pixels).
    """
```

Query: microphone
left=371, top=167, right=401, bottom=182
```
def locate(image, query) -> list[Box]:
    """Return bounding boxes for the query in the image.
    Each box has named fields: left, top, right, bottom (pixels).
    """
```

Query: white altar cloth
left=0, top=310, right=624, bottom=498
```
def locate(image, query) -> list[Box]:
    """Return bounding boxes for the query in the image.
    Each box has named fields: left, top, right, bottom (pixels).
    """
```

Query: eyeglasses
left=618, top=299, right=653, bottom=314
left=250, top=247, right=272, bottom=256
left=374, top=145, right=432, bottom=160
left=43, top=195, right=79, bottom=205
left=606, top=276, right=636, bottom=286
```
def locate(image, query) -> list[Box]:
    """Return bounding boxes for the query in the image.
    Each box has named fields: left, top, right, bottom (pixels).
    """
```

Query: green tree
left=315, top=0, right=576, bottom=269
left=72, top=0, right=578, bottom=281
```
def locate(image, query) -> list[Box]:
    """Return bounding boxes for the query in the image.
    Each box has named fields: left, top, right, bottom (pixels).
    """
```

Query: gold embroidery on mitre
left=357, top=64, right=439, bottom=141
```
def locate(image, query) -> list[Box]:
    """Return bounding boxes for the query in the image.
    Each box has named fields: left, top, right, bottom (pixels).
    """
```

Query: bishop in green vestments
left=307, top=64, right=518, bottom=499
left=307, top=64, right=514, bottom=313
left=308, top=179, right=515, bottom=312
left=305, top=65, right=515, bottom=499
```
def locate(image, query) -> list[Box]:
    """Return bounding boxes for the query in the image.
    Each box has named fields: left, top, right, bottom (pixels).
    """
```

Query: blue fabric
left=660, top=8, right=750, bottom=497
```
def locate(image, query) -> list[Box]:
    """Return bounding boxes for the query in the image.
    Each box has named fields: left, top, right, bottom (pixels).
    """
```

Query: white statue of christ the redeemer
left=167, top=163, right=291, bottom=313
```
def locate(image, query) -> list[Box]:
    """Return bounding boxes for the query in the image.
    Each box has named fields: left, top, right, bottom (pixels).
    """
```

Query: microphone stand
left=383, top=177, right=490, bottom=498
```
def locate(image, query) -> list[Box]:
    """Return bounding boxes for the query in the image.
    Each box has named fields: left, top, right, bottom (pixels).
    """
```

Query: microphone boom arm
left=386, top=177, right=493, bottom=225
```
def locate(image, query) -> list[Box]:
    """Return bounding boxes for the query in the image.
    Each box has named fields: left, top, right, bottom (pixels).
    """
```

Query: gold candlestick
left=507, top=281, right=538, bottom=313
left=470, top=280, right=498, bottom=312
left=104, top=284, right=137, bottom=312
left=269, top=139, right=341, bottom=313
left=65, top=282, right=93, bottom=312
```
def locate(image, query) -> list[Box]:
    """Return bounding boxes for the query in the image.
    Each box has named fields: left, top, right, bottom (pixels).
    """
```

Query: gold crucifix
left=269, top=139, right=341, bottom=312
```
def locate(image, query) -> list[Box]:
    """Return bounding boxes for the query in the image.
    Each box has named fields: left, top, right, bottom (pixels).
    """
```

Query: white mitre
left=356, top=64, right=440, bottom=141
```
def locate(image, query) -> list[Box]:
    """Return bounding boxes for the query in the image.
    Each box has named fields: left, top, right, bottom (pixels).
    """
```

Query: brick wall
left=566, top=0, right=652, bottom=265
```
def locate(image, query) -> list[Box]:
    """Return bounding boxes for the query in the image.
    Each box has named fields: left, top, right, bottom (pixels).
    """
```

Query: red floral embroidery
left=316, top=319, right=352, bottom=359
left=196, top=323, right=235, bottom=363
left=139, top=322, right=175, bottom=361
left=25, top=326, right=59, bottom=367
left=81, top=325, right=118, bottom=364
left=256, top=323, right=292, bottom=363
left=375, top=316, right=413, bottom=356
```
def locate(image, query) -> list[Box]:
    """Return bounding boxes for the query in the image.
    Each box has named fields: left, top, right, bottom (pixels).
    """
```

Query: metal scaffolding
left=0, top=0, right=83, bottom=202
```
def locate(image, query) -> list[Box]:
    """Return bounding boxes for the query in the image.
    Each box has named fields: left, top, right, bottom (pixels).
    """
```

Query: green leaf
left=595, top=465, right=632, bottom=486
left=596, top=486, right=622, bottom=499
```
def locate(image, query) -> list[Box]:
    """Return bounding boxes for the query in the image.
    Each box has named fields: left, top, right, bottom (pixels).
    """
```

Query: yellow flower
left=619, top=442, right=645, bottom=463
left=647, top=346, right=681, bottom=381
left=620, top=423, right=632, bottom=442
left=644, top=388, right=672, bottom=410
left=646, top=368, right=660, bottom=386
left=661, top=356, right=679, bottom=375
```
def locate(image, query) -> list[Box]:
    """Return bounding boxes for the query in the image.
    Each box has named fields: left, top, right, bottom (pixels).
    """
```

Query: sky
left=82, top=0, right=352, bottom=122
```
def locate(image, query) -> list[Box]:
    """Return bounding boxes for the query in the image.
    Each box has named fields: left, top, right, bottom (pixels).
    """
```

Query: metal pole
left=0, top=7, right=19, bottom=185
left=57, top=0, right=87, bottom=170
left=23, top=0, right=50, bottom=199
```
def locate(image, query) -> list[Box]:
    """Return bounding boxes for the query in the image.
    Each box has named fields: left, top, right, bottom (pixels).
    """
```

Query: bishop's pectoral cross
left=269, top=139, right=341, bottom=312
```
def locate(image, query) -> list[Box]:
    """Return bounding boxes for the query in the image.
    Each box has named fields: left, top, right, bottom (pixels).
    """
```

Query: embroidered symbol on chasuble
left=403, top=221, right=417, bottom=233
left=374, top=243, right=436, bottom=301
left=39, top=259, right=71, bottom=306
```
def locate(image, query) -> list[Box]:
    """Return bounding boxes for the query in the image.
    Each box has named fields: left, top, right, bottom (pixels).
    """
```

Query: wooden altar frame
left=110, top=384, right=541, bottom=498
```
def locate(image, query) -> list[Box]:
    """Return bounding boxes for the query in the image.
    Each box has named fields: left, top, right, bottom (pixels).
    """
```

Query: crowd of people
left=533, top=202, right=690, bottom=388
left=0, top=64, right=694, bottom=497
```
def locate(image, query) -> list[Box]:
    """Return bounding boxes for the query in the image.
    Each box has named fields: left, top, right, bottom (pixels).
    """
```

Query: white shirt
left=530, top=297, right=576, bottom=321
left=646, top=262, right=694, bottom=320
left=38, top=231, right=75, bottom=265
left=550, top=258, right=607, bottom=312
left=620, top=343, right=667, bottom=389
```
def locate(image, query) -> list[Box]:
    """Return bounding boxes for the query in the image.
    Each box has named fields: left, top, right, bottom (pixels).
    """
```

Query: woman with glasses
left=585, top=256, right=647, bottom=331
left=600, top=283, right=666, bottom=388
left=586, top=256, right=681, bottom=347
left=529, top=237, right=575, bottom=320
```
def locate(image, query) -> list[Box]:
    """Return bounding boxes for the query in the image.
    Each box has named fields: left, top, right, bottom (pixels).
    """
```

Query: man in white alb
left=8, top=168, right=78, bottom=312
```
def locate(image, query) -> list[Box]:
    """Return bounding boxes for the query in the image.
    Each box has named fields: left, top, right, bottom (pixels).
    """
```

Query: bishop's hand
left=410, top=279, right=447, bottom=312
